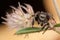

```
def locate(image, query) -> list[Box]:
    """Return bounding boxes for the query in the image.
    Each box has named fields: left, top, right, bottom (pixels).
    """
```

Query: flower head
left=1, top=2, right=37, bottom=29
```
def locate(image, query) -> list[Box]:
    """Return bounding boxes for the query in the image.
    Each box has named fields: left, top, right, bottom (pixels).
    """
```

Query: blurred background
left=0, top=0, right=60, bottom=40
left=0, top=0, right=46, bottom=24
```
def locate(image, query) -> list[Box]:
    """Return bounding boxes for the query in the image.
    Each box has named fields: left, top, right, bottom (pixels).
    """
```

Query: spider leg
left=32, top=19, right=34, bottom=28
left=42, top=23, right=50, bottom=34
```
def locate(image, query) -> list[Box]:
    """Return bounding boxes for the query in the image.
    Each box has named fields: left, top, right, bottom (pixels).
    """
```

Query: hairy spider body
left=35, top=11, right=54, bottom=31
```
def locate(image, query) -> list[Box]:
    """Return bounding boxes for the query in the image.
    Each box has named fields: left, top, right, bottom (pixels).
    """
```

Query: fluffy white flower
left=1, top=2, right=38, bottom=29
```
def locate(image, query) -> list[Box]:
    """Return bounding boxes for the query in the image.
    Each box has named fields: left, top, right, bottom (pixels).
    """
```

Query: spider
left=35, top=11, right=56, bottom=33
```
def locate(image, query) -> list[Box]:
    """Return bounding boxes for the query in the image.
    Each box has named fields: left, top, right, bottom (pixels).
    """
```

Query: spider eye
left=39, top=14, right=47, bottom=21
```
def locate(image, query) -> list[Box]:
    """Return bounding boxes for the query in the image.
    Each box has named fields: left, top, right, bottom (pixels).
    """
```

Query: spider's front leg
left=42, top=22, right=50, bottom=34
left=32, top=19, right=35, bottom=28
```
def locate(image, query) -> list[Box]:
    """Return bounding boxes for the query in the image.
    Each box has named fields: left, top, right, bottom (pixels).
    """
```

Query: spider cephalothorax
left=36, top=11, right=50, bottom=25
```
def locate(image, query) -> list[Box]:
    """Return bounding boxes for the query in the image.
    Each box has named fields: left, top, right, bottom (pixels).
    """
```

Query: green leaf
left=54, top=23, right=60, bottom=27
left=53, top=27, right=60, bottom=34
left=15, top=27, right=42, bottom=35
left=53, top=23, right=60, bottom=34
